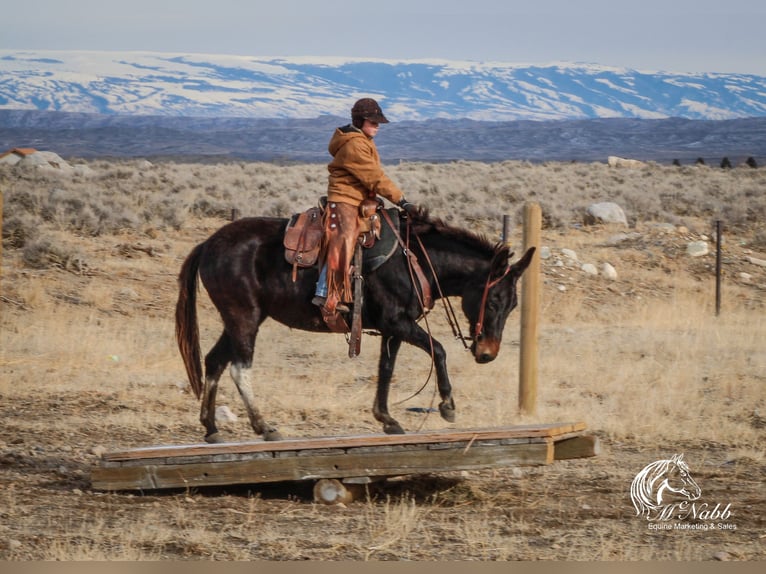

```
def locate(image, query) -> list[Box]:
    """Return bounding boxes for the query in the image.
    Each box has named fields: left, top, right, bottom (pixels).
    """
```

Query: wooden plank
left=100, top=422, right=586, bottom=463
left=91, top=439, right=553, bottom=491
left=553, top=434, right=600, bottom=460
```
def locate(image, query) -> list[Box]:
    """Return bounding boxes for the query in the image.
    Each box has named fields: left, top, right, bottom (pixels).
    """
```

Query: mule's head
left=462, top=246, right=535, bottom=363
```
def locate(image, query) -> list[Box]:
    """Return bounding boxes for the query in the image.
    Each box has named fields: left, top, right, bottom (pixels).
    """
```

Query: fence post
left=519, top=202, right=541, bottom=416
left=502, top=214, right=512, bottom=244
left=715, top=220, right=722, bottom=316
left=0, top=190, right=3, bottom=279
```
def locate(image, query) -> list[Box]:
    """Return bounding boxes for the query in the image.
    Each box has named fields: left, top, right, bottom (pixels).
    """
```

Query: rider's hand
left=398, top=199, right=419, bottom=217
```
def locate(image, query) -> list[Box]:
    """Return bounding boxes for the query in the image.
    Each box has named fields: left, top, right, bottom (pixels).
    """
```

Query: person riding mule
left=314, top=98, right=419, bottom=319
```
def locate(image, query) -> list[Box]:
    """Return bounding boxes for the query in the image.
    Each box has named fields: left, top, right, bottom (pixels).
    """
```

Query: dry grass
left=1, top=159, right=764, bottom=561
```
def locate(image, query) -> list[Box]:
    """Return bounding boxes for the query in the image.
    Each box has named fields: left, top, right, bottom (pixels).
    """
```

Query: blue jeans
left=315, top=264, right=328, bottom=297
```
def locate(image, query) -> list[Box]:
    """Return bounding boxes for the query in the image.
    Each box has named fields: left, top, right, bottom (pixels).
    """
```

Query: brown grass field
left=0, top=159, right=764, bottom=560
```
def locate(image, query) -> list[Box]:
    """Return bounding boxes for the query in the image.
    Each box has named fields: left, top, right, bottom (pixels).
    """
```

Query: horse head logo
left=630, top=454, right=702, bottom=519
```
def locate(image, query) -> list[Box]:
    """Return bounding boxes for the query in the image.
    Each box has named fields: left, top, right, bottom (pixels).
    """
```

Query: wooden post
left=0, top=190, right=3, bottom=277
left=715, top=219, right=722, bottom=316
left=519, top=202, right=541, bottom=415
left=502, top=214, right=512, bottom=244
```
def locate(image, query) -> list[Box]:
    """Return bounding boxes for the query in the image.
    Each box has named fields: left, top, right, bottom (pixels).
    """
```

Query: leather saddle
left=283, top=206, right=323, bottom=281
left=283, top=199, right=400, bottom=279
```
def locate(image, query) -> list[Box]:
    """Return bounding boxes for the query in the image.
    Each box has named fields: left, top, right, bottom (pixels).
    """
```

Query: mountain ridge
left=2, top=50, right=766, bottom=121
left=2, top=110, right=765, bottom=164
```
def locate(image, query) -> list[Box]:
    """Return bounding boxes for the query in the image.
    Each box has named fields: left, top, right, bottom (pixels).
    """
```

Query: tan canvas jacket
left=326, top=125, right=404, bottom=206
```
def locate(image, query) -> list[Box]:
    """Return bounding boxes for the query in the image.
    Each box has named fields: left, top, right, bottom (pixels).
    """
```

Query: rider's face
left=362, top=119, right=380, bottom=138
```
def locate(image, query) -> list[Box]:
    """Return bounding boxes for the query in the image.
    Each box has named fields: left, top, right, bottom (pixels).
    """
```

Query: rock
left=606, top=232, right=641, bottom=245
left=739, top=272, right=752, bottom=283
left=117, top=287, right=140, bottom=300
left=687, top=241, right=709, bottom=257
left=73, top=164, right=95, bottom=177
left=561, top=248, right=578, bottom=262
left=89, top=445, right=107, bottom=457
left=215, top=405, right=238, bottom=423
left=539, top=246, right=551, bottom=260
left=19, top=151, right=73, bottom=171
left=746, top=255, right=766, bottom=267
left=601, top=262, right=618, bottom=280
left=584, top=202, right=628, bottom=226
left=652, top=223, right=678, bottom=233
left=581, top=263, right=598, bottom=276
left=607, top=156, right=645, bottom=168
left=713, top=551, right=731, bottom=561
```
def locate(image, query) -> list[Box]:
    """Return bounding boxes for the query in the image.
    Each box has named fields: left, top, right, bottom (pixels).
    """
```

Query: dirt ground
left=0, top=214, right=764, bottom=561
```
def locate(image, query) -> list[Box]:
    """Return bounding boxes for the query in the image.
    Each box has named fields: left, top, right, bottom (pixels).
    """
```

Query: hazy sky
left=3, top=0, right=765, bottom=75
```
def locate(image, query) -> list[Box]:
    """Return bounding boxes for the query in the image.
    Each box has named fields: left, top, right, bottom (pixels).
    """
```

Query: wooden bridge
left=91, top=422, right=598, bottom=502
left=92, top=205, right=598, bottom=503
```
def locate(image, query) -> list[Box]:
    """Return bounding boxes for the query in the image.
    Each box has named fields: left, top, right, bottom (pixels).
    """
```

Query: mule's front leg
left=406, top=328, right=455, bottom=423
left=432, top=341, right=455, bottom=423
left=230, top=363, right=283, bottom=441
left=373, top=336, right=406, bottom=434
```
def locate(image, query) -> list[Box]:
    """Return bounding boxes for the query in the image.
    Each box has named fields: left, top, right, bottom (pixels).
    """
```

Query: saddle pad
left=363, top=208, right=400, bottom=272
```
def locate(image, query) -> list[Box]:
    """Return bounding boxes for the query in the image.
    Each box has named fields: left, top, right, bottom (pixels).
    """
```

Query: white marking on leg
left=230, top=364, right=265, bottom=433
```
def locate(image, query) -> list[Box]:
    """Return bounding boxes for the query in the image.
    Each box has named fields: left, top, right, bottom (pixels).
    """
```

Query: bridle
left=474, top=263, right=512, bottom=339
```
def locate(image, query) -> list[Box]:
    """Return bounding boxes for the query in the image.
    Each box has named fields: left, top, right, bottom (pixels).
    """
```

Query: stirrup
left=312, top=295, right=349, bottom=313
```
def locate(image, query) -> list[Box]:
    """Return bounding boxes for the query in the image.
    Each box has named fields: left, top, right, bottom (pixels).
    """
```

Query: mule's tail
left=175, top=243, right=205, bottom=399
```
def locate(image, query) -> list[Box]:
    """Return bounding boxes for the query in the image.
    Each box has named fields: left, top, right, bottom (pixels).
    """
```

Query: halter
left=474, top=263, right=511, bottom=339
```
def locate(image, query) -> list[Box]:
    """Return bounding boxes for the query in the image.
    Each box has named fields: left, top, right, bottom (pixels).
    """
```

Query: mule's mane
left=409, top=209, right=508, bottom=257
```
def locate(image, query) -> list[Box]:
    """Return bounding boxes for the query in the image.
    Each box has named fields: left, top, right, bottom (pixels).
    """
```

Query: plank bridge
left=91, top=422, right=598, bottom=502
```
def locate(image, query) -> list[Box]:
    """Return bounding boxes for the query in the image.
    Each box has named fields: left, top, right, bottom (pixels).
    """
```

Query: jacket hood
left=328, top=125, right=368, bottom=157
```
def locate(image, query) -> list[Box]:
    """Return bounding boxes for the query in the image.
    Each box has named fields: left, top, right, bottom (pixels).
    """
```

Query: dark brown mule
left=176, top=210, right=535, bottom=443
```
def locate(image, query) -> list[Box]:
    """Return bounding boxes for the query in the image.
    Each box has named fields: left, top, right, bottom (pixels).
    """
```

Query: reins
left=378, top=209, right=440, bottom=410
left=377, top=210, right=509, bottom=425
left=411, top=231, right=470, bottom=350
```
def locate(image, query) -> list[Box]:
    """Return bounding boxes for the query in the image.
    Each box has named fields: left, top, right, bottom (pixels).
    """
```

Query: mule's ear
left=491, top=246, right=511, bottom=273
left=510, top=246, right=536, bottom=275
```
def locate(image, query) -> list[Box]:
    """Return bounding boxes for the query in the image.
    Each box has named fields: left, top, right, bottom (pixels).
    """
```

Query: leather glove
left=398, top=198, right=419, bottom=216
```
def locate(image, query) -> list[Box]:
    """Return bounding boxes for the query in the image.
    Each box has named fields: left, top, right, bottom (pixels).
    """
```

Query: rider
left=313, top=97, right=419, bottom=315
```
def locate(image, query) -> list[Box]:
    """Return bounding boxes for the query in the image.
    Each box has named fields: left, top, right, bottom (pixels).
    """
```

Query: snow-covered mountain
left=2, top=50, right=766, bottom=121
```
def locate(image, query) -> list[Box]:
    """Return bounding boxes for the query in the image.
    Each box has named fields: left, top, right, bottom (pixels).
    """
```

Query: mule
left=175, top=209, right=535, bottom=443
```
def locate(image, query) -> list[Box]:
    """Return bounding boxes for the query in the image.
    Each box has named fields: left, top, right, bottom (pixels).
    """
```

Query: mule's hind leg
left=229, top=363, right=283, bottom=441
left=200, top=332, right=232, bottom=443
left=373, top=336, right=406, bottom=434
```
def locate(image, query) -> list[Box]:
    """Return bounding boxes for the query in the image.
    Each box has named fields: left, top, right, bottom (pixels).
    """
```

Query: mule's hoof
left=263, top=428, right=283, bottom=441
left=383, top=422, right=406, bottom=435
left=204, top=432, right=224, bottom=444
left=439, top=401, right=456, bottom=423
